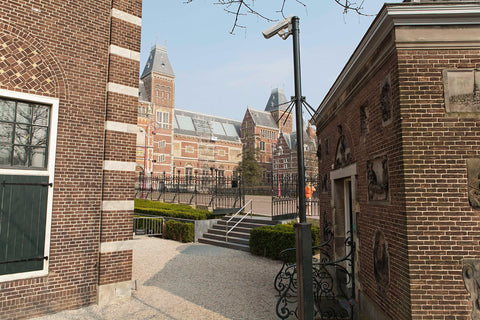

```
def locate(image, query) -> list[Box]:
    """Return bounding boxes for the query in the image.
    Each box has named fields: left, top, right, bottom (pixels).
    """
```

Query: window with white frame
left=158, top=154, right=165, bottom=163
left=259, top=141, right=265, bottom=151
left=159, top=140, right=166, bottom=149
left=156, top=111, right=169, bottom=129
left=0, top=90, right=58, bottom=281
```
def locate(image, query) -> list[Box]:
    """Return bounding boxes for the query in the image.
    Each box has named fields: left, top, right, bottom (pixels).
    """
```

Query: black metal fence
left=135, top=173, right=321, bottom=219
left=270, top=175, right=320, bottom=220
left=135, top=173, right=244, bottom=211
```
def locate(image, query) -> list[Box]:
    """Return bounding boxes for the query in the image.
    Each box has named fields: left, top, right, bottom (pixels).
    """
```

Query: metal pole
left=142, top=126, right=147, bottom=199
left=292, top=16, right=313, bottom=320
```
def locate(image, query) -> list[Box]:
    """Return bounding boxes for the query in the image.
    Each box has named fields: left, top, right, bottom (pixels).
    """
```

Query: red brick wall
left=398, top=48, right=480, bottom=319
left=98, top=251, right=133, bottom=286
left=316, top=52, right=411, bottom=319
left=0, top=1, right=141, bottom=318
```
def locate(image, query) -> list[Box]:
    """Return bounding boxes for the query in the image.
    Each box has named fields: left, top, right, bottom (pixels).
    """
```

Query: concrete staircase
left=198, top=215, right=279, bottom=252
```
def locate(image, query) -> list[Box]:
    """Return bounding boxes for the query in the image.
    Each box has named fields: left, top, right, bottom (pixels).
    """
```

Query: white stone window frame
left=0, top=89, right=59, bottom=282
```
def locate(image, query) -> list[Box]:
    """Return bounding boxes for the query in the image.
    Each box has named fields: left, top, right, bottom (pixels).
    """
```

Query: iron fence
left=135, top=173, right=321, bottom=220
left=133, top=215, right=163, bottom=236
left=135, top=173, right=244, bottom=211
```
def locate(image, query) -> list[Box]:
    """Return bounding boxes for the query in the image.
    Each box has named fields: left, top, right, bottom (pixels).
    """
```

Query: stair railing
left=225, top=199, right=253, bottom=242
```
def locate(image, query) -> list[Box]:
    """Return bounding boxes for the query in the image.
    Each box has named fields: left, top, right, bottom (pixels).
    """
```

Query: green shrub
left=164, top=220, right=194, bottom=243
left=134, top=199, right=213, bottom=220
left=249, top=223, right=321, bottom=261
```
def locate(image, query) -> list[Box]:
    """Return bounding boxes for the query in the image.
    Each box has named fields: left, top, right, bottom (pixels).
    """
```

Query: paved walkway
left=34, top=237, right=283, bottom=320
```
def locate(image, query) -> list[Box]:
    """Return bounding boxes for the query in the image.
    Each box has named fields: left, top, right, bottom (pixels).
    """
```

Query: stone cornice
left=313, top=2, right=480, bottom=127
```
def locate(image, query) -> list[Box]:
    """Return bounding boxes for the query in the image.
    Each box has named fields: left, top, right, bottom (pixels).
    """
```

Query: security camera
left=262, top=16, right=294, bottom=39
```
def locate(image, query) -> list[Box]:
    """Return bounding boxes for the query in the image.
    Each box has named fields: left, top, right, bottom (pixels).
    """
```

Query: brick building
left=312, top=1, right=480, bottom=319
left=0, top=1, right=140, bottom=318
left=137, top=47, right=317, bottom=180
left=241, top=88, right=295, bottom=174
left=276, top=126, right=318, bottom=181
left=137, top=45, right=243, bottom=178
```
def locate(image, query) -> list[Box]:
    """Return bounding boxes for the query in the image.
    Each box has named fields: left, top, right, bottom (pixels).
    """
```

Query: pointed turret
left=141, top=44, right=175, bottom=79
left=265, top=88, right=288, bottom=112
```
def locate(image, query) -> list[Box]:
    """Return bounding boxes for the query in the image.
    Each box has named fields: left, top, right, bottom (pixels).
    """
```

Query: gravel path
left=34, top=237, right=283, bottom=320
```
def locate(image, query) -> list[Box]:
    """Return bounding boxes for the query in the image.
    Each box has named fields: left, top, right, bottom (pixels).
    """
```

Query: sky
left=140, top=0, right=403, bottom=122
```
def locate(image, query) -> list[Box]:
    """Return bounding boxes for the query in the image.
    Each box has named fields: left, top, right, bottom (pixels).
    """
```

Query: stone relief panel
left=468, top=159, right=480, bottom=208
left=443, top=69, right=480, bottom=113
left=367, top=155, right=389, bottom=202
left=334, top=125, right=352, bottom=169
left=463, top=259, right=480, bottom=320
left=379, top=75, right=392, bottom=123
left=373, top=230, right=390, bottom=292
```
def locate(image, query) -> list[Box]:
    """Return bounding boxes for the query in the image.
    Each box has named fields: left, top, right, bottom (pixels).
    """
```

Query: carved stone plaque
left=443, top=69, right=480, bottom=113
left=367, top=156, right=389, bottom=202
left=463, top=259, right=480, bottom=320
left=373, top=230, right=390, bottom=292
left=468, top=159, right=480, bottom=208
left=380, top=75, right=392, bottom=123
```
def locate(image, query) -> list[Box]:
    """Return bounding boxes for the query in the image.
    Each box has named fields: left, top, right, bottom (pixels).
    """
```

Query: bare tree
left=185, top=0, right=367, bottom=34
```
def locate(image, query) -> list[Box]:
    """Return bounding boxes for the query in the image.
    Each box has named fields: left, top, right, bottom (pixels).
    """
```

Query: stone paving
left=34, top=237, right=283, bottom=320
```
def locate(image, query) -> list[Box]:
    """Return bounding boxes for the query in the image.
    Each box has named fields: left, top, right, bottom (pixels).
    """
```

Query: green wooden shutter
left=0, top=175, right=49, bottom=275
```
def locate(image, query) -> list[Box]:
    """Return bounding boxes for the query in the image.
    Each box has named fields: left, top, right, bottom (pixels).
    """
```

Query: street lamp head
left=262, top=15, right=294, bottom=40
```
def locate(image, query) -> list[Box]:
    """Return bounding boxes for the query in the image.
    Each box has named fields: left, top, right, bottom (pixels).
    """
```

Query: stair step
left=209, top=229, right=250, bottom=239
left=203, top=233, right=249, bottom=245
left=216, top=220, right=271, bottom=230
left=211, top=225, right=252, bottom=235
left=221, top=216, right=278, bottom=226
left=198, top=238, right=250, bottom=252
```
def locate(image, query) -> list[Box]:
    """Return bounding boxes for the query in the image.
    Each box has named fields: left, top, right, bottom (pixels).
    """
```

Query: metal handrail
left=225, top=199, right=253, bottom=241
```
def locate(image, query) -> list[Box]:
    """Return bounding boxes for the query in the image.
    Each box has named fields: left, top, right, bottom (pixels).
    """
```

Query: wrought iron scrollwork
left=274, top=221, right=356, bottom=319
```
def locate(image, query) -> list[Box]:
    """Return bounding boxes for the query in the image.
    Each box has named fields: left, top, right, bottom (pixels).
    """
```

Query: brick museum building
left=312, top=1, right=480, bottom=319
left=137, top=45, right=318, bottom=180
left=0, top=0, right=140, bottom=318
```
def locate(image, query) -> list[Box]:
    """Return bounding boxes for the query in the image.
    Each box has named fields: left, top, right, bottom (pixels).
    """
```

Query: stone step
left=216, top=220, right=273, bottom=230
left=211, top=224, right=252, bottom=235
left=198, top=237, right=250, bottom=252
left=202, top=233, right=249, bottom=246
left=209, top=228, right=250, bottom=240
left=220, top=215, right=278, bottom=226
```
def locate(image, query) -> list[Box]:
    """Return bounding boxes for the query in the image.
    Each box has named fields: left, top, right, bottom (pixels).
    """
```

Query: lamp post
left=263, top=16, right=313, bottom=319
left=139, top=127, right=148, bottom=199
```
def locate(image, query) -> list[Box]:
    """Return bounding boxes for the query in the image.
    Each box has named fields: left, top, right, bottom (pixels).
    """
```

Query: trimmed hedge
left=134, top=199, right=214, bottom=220
left=249, top=223, right=321, bottom=261
left=164, top=220, right=194, bottom=243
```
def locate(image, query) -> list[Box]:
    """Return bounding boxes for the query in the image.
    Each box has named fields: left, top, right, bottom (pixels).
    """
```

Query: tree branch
left=186, top=0, right=367, bottom=34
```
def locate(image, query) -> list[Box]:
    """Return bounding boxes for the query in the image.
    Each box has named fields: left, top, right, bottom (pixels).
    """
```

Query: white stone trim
left=105, top=121, right=138, bottom=134
left=111, top=8, right=141, bottom=26
left=109, top=45, right=140, bottom=61
left=98, top=280, right=132, bottom=306
left=100, top=240, right=136, bottom=253
left=104, top=160, right=136, bottom=172
left=107, top=82, right=138, bottom=98
left=314, top=3, right=480, bottom=124
left=330, top=163, right=357, bottom=181
left=102, top=200, right=134, bottom=212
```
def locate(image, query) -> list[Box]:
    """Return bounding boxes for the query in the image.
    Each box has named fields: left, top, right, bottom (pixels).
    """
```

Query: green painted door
left=0, top=175, right=49, bottom=275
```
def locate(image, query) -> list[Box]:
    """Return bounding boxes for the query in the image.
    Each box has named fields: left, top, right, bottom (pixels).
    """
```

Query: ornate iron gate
left=274, top=219, right=356, bottom=319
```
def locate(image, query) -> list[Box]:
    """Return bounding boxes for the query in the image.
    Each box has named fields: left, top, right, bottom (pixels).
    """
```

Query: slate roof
left=265, top=88, right=289, bottom=112
left=247, top=107, right=278, bottom=129
left=141, top=45, right=175, bottom=79
left=138, top=80, right=149, bottom=102
left=173, top=109, right=242, bottom=143
left=283, top=128, right=316, bottom=151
